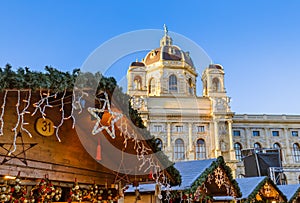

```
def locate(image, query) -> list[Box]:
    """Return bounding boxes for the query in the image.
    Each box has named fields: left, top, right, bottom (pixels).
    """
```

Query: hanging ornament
left=30, top=175, right=55, bottom=203
left=8, top=172, right=28, bottom=203
left=68, top=179, right=82, bottom=202
left=0, top=180, right=11, bottom=202
left=88, top=92, right=123, bottom=139
left=53, top=187, right=62, bottom=202
left=96, top=138, right=101, bottom=161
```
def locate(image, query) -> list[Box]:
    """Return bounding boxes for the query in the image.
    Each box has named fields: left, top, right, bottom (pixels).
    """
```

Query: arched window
left=133, top=76, right=142, bottom=90
left=195, top=139, right=206, bottom=160
left=234, top=143, right=242, bottom=161
left=273, top=143, right=280, bottom=149
left=280, top=173, right=288, bottom=185
left=293, top=143, right=300, bottom=163
left=212, top=78, right=220, bottom=92
left=155, top=138, right=163, bottom=151
left=174, top=139, right=185, bottom=161
left=273, top=143, right=283, bottom=161
left=203, top=80, right=208, bottom=96
left=169, top=74, right=177, bottom=92
left=254, top=142, right=261, bottom=149
left=148, top=78, right=155, bottom=94
left=188, top=78, right=193, bottom=95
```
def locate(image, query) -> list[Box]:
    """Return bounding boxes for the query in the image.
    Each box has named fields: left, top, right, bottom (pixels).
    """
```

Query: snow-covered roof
left=126, top=159, right=216, bottom=193
left=172, top=158, right=216, bottom=191
left=278, top=184, right=300, bottom=202
left=236, top=176, right=267, bottom=199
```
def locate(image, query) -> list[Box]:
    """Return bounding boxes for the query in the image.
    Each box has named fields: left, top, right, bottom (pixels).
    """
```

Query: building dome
left=143, top=25, right=195, bottom=68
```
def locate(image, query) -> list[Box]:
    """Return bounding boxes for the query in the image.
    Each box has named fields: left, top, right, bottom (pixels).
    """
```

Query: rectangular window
left=292, top=131, right=299, bottom=137
left=175, top=125, right=183, bottom=132
left=253, top=131, right=260, bottom=136
left=233, top=130, right=241, bottom=136
left=272, top=131, right=279, bottom=136
left=197, top=126, right=205, bottom=133
left=154, top=125, right=162, bottom=132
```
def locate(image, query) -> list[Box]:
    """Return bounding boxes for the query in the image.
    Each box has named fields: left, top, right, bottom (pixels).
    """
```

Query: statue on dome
left=163, top=24, right=168, bottom=35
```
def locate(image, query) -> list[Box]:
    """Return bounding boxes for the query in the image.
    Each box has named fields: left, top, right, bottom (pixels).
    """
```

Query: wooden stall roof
left=236, top=176, right=287, bottom=203
left=278, top=184, right=300, bottom=203
left=0, top=90, right=180, bottom=186
left=176, top=156, right=241, bottom=198
left=126, top=156, right=241, bottom=198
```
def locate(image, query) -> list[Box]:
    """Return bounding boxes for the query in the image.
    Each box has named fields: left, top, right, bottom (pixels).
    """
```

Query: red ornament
left=96, top=138, right=102, bottom=161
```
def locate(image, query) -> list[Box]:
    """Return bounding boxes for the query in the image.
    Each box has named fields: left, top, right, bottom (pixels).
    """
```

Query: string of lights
left=10, top=90, right=21, bottom=155
left=0, top=89, right=171, bottom=187
left=88, top=92, right=169, bottom=185
left=31, top=89, right=56, bottom=118
left=53, top=89, right=66, bottom=142
left=0, top=90, right=8, bottom=136
left=20, top=90, right=32, bottom=138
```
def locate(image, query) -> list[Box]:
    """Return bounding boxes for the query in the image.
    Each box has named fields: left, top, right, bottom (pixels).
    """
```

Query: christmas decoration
left=0, top=180, right=11, bottom=202
left=0, top=90, right=8, bottom=136
left=88, top=92, right=170, bottom=185
left=30, top=176, right=55, bottom=203
left=53, top=89, right=66, bottom=142
left=0, top=132, right=37, bottom=166
left=88, top=92, right=123, bottom=139
left=188, top=156, right=241, bottom=201
left=68, top=179, right=82, bottom=202
left=96, top=138, right=102, bottom=161
left=0, top=66, right=181, bottom=187
left=7, top=173, right=28, bottom=203
left=53, top=187, right=62, bottom=202
left=20, top=90, right=32, bottom=138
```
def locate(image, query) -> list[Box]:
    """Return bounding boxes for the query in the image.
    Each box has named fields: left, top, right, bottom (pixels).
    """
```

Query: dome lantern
left=160, top=24, right=173, bottom=46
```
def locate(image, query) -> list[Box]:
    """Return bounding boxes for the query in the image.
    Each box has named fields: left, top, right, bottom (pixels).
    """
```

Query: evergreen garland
left=0, top=64, right=80, bottom=91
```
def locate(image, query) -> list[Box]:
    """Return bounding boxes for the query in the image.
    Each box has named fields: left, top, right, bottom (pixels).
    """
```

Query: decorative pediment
left=195, top=166, right=238, bottom=198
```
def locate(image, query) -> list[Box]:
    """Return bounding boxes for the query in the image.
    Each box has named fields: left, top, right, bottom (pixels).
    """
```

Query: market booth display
left=235, top=176, right=287, bottom=203
left=125, top=157, right=241, bottom=203
left=0, top=67, right=181, bottom=202
left=214, top=176, right=288, bottom=203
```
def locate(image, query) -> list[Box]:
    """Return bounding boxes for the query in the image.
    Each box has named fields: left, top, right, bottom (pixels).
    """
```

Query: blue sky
left=1, top=0, right=300, bottom=114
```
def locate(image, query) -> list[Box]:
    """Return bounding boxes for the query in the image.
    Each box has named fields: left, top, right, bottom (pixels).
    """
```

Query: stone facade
left=127, top=27, right=300, bottom=184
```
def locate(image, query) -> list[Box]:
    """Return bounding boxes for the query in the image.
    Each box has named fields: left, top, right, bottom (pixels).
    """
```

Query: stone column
left=227, top=120, right=234, bottom=160
left=167, top=122, right=171, bottom=149
left=264, top=128, right=270, bottom=148
left=188, top=123, right=193, bottom=160
left=228, top=121, right=233, bottom=151
left=245, top=128, right=251, bottom=148
left=284, top=128, right=291, bottom=163
left=188, top=123, right=193, bottom=151
left=214, top=120, right=220, bottom=157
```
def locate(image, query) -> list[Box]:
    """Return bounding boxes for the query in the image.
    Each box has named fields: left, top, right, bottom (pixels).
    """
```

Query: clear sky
left=1, top=0, right=300, bottom=114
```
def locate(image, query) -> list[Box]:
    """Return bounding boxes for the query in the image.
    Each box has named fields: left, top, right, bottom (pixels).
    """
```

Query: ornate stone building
left=127, top=27, right=300, bottom=184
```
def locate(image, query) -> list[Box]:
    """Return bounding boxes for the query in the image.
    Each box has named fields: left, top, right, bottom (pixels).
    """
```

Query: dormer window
left=169, top=74, right=177, bottom=92
left=133, top=76, right=142, bottom=90
left=168, top=47, right=176, bottom=55
left=149, top=78, right=156, bottom=95
left=150, top=50, right=157, bottom=59
left=188, top=78, right=194, bottom=95
left=212, top=77, right=220, bottom=92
